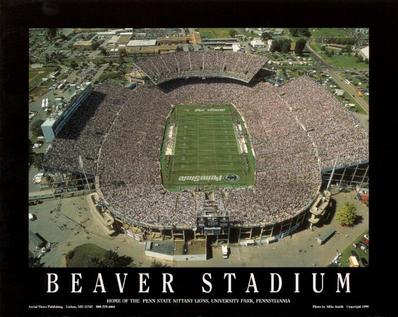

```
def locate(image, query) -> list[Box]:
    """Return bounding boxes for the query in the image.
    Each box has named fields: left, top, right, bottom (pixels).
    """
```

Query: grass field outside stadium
left=160, top=104, right=256, bottom=192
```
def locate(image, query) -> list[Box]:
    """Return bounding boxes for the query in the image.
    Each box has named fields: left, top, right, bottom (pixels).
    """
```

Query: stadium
left=43, top=51, right=368, bottom=244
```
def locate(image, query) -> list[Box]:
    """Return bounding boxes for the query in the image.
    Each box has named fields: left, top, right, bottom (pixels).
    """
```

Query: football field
left=161, top=104, right=255, bottom=191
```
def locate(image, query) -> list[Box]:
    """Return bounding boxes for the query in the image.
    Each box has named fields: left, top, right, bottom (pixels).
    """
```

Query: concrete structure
left=107, top=35, right=119, bottom=47
left=87, top=193, right=115, bottom=236
left=126, top=44, right=177, bottom=55
left=335, top=89, right=345, bottom=96
left=41, top=84, right=93, bottom=142
left=144, top=240, right=207, bottom=261
left=29, top=231, right=47, bottom=252
left=232, top=43, right=241, bottom=52
left=41, top=118, right=57, bottom=142
left=308, top=190, right=331, bottom=229
left=266, top=39, right=273, bottom=51
left=359, top=46, right=369, bottom=61
left=250, top=38, right=266, bottom=48
left=97, top=31, right=116, bottom=36
left=73, top=40, right=93, bottom=50
left=157, top=32, right=201, bottom=45
left=127, top=39, right=157, bottom=47
left=117, top=33, right=132, bottom=45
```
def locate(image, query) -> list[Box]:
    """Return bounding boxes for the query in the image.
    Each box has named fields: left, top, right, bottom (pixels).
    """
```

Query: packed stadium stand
left=135, top=52, right=268, bottom=84
left=43, top=52, right=368, bottom=239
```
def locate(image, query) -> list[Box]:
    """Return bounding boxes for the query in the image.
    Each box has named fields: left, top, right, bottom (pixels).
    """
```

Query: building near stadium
left=42, top=51, right=368, bottom=246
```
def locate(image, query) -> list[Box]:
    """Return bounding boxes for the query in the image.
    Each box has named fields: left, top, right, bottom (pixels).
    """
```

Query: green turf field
left=161, top=104, right=255, bottom=191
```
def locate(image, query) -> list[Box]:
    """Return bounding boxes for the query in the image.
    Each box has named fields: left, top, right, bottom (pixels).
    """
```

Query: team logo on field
left=224, top=174, right=239, bottom=182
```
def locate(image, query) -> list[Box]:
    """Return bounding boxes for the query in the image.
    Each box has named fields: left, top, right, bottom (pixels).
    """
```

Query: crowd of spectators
left=279, top=76, right=368, bottom=170
left=167, top=80, right=321, bottom=225
left=135, top=51, right=268, bottom=84
left=43, top=83, right=131, bottom=174
left=43, top=72, right=368, bottom=228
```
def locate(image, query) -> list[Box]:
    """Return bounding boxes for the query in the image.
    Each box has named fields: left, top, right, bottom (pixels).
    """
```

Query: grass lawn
left=30, top=85, right=51, bottom=100
left=29, top=67, right=57, bottom=91
left=198, top=28, right=236, bottom=39
left=323, top=54, right=369, bottom=70
left=311, top=28, right=354, bottom=39
left=97, top=71, right=121, bottom=83
left=310, top=40, right=368, bottom=70
left=340, top=231, right=369, bottom=267
left=161, top=104, right=255, bottom=191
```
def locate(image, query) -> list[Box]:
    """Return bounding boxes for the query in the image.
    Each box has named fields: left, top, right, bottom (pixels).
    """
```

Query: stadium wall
left=96, top=185, right=318, bottom=245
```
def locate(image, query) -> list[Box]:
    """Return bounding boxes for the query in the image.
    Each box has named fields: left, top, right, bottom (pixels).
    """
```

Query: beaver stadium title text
left=45, top=272, right=351, bottom=294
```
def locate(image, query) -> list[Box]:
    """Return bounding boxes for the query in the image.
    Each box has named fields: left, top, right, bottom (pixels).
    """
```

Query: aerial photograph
left=28, top=28, right=369, bottom=268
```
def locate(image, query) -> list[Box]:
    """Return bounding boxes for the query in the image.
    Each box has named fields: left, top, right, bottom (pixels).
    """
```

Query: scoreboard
left=197, top=215, right=229, bottom=235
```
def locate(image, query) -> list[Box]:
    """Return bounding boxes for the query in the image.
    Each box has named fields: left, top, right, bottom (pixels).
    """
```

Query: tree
left=102, top=251, right=130, bottom=267
left=47, top=28, right=57, bottom=40
left=31, top=119, right=44, bottom=137
left=93, top=57, right=105, bottom=65
left=270, top=38, right=291, bottom=53
left=289, top=28, right=311, bottom=38
left=229, top=30, right=237, bottom=38
left=295, top=38, right=306, bottom=55
left=325, top=49, right=334, bottom=57
left=280, top=39, right=292, bottom=53
left=150, top=260, right=170, bottom=268
left=32, top=153, right=44, bottom=169
left=119, top=49, right=127, bottom=58
left=261, top=32, right=272, bottom=40
left=93, top=250, right=132, bottom=267
left=289, top=28, right=298, bottom=37
left=301, top=28, right=311, bottom=37
left=70, top=59, right=78, bottom=69
left=336, top=202, right=357, bottom=226
left=99, top=47, right=108, bottom=56
left=92, top=40, right=100, bottom=50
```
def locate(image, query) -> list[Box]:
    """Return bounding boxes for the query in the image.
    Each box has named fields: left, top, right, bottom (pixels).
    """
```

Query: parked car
left=360, top=258, right=368, bottom=267
left=32, top=143, right=43, bottom=149
left=32, top=172, right=44, bottom=184
left=358, top=242, right=368, bottom=252
left=29, top=111, right=37, bottom=120
left=222, top=245, right=229, bottom=259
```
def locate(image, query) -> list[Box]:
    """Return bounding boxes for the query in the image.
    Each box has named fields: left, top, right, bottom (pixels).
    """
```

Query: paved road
left=174, top=191, right=369, bottom=267
left=328, top=70, right=369, bottom=114
left=305, top=40, right=369, bottom=114
left=31, top=191, right=368, bottom=268
left=30, top=196, right=154, bottom=267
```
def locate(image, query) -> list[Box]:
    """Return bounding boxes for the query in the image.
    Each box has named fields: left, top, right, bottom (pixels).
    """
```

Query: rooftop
left=147, top=240, right=206, bottom=255
left=127, top=39, right=157, bottom=47
left=360, top=46, right=369, bottom=59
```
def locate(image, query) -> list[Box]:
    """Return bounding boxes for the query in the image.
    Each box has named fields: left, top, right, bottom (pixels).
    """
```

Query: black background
left=0, top=0, right=397, bottom=316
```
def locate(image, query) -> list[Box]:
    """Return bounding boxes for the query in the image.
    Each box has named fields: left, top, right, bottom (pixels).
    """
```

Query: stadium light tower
left=326, top=157, right=339, bottom=190
left=78, top=155, right=91, bottom=192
